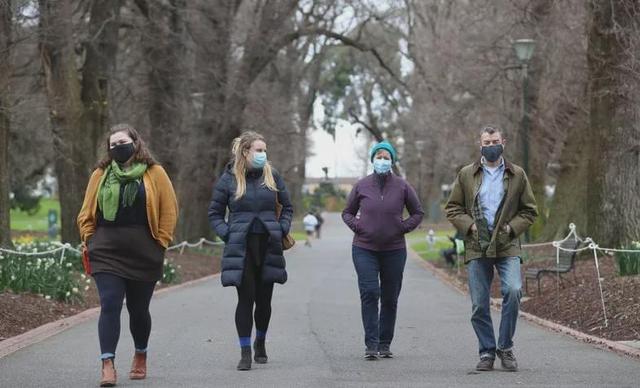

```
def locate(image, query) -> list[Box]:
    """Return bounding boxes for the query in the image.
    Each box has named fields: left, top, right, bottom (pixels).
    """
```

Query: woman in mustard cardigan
left=77, top=123, right=178, bottom=387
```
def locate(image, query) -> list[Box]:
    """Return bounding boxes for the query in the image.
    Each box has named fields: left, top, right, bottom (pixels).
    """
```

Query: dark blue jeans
left=352, top=246, right=407, bottom=350
left=467, top=257, right=522, bottom=358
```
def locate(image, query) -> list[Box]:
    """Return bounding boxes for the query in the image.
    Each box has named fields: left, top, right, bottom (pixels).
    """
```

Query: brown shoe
left=129, top=351, right=147, bottom=380
left=100, top=358, right=117, bottom=387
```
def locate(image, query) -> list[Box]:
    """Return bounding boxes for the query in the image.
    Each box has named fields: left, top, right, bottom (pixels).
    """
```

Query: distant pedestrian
left=441, top=230, right=465, bottom=268
left=77, top=123, right=178, bottom=386
left=342, top=140, right=424, bottom=360
left=445, top=125, right=537, bottom=372
left=314, top=210, right=324, bottom=239
left=208, top=131, right=293, bottom=371
left=303, top=211, right=319, bottom=247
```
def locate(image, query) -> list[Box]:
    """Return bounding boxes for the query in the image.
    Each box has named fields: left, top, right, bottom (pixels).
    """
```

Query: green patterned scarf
left=97, top=161, right=147, bottom=221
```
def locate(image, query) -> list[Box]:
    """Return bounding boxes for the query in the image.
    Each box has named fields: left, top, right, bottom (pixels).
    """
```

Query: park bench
left=524, top=236, right=581, bottom=295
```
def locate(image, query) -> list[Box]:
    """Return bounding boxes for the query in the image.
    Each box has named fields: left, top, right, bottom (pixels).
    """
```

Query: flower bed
left=0, top=247, right=220, bottom=341
left=0, top=241, right=179, bottom=303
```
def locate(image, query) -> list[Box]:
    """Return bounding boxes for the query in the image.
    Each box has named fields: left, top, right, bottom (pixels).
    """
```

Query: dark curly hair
left=96, top=124, right=157, bottom=169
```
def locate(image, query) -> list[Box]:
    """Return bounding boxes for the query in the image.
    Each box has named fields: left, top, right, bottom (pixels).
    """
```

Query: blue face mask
left=373, top=158, right=392, bottom=174
left=251, top=151, right=267, bottom=169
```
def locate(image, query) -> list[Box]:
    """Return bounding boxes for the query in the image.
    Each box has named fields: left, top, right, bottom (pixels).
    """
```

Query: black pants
left=442, top=248, right=456, bottom=267
left=235, top=233, right=274, bottom=339
left=93, top=272, right=156, bottom=359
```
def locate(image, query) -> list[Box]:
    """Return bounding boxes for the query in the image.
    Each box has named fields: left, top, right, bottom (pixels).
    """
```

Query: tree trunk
left=81, top=0, right=124, bottom=158
left=176, top=0, right=236, bottom=240
left=586, top=0, right=640, bottom=247
left=541, top=101, right=589, bottom=240
left=0, top=0, right=13, bottom=247
left=39, top=0, right=123, bottom=244
left=522, top=0, right=554, bottom=239
left=39, top=0, right=86, bottom=244
left=141, top=0, right=186, bottom=180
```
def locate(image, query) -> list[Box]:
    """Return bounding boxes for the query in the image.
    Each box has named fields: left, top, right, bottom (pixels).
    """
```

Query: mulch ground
left=0, top=250, right=220, bottom=341
left=432, top=250, right=640, bottom=341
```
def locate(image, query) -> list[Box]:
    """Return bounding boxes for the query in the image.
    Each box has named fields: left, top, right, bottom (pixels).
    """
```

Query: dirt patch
left=0, top=249, right=220, bottom=341
left=519, top=254, right=640, bottom=341
left=430, top=251, right=640, bottom=341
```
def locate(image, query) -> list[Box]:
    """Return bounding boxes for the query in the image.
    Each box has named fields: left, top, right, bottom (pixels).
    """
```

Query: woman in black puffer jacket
left=208, top=131, right=293, bottom=371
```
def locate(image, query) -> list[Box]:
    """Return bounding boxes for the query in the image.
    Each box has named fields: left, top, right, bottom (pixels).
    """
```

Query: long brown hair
left=97, top=123, right=157, bottom=169
left=231, top=131, right=277, bottom=199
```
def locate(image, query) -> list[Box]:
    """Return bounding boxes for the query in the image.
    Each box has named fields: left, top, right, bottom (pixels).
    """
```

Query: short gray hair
left=479, top=125, right=505, bottom=138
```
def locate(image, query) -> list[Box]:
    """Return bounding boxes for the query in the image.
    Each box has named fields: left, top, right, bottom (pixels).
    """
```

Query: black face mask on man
left=109, top=143, right=135, bottom=164
left=481, top=144, right=503, bottom=163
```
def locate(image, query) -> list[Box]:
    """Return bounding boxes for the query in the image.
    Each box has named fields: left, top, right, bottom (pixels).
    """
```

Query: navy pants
left=93, top=272, right=156, bottom=359
left=352, top=246, right=407, bottom=350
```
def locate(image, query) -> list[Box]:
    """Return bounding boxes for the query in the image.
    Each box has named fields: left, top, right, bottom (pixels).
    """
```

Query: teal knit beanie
left=370, top=140, right=397, bottom=163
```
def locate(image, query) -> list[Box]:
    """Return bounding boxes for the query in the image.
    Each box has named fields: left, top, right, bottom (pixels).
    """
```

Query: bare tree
left=0, top=0, right=13, bottom=247
left=38, top=0, right=124, bottom=243
left=135, top=0, right=187, bottom=180
left=586, top=0, right=640, bottom=247
left=179, top=0, right=303, bottom=239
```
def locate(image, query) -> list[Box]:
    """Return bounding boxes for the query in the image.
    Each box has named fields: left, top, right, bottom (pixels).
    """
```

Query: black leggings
left=235, top=233, right=274, bottom=338
left=93, top=272, right=156, bottom=358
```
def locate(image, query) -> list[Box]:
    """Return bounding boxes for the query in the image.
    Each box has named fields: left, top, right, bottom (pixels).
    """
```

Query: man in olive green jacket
left=445, top=126, right=537, bottom=372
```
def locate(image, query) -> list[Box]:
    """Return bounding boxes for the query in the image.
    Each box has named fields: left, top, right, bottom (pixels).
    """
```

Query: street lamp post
left=512, top=39, right=535, bottom=242
left=512, top=39, right=535, bottom=175
left=415, top=139, right=425, bottom=203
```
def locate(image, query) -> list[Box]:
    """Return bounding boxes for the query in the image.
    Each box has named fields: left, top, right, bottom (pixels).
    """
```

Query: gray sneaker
left=364, top=348, right=378, bottom=360
left=378, top=344, right=393, bottom=358
left=496, top=348, right=518, bottom=371
left=475, top=355, right=495, bottom=371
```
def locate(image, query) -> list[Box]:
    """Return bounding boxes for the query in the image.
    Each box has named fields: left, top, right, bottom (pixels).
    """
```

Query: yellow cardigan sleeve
left=152, top=165, right=178, bottom=248
left=76, top=169, right=104, bottom=243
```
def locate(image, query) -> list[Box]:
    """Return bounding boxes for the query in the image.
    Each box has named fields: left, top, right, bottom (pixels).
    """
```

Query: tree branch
left=282, top=27, right=408, bottom=89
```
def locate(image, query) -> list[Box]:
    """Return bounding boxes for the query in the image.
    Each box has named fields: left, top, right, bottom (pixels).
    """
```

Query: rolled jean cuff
left=480, top=352, right=495, bottom=360
left=100, top=352, right=115, bottom=360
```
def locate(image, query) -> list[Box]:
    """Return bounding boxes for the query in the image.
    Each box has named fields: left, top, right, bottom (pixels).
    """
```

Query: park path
left=1, top=213, right=639, bottom=387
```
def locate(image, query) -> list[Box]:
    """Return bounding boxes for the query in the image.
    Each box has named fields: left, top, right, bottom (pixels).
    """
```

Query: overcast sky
left=305, top=119, right=371, bottom=178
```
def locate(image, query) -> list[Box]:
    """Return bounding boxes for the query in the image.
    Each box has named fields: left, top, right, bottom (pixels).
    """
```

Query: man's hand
left=470, top=224, right=477, bottom=234
left=503, top=224, right=512, bottom=236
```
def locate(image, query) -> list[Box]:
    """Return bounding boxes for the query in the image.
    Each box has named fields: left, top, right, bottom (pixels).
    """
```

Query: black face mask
left=109, top=143, right=135, bottom=164
left=481, top=144, right=503, bottom=163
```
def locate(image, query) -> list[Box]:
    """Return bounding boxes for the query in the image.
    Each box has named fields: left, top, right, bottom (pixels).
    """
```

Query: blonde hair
left=231, top=131, right=278, bottom=199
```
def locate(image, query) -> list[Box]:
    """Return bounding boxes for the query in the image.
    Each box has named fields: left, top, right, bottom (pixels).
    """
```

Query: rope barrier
left=519, top=223, right=640, bottom=328
left=1, top=238, right=224, bottom=258
left=165, top=238, right=224, bottom=254
left=0, top=243, right=74, bottom=257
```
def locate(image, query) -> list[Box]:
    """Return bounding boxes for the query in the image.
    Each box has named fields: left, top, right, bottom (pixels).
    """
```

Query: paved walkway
left=1, top=214, right=639, bottom=387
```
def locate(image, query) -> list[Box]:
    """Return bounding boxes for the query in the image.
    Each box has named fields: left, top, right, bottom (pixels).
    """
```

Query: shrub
left=161, top=258, right=179, bottom=284
left=616, top=241, right=640, bottom=276
left=0, top=242, right=84, bottom=302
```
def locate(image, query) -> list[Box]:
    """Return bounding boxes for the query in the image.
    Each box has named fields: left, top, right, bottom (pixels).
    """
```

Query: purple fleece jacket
left=342, top=173, right=425, bottom=251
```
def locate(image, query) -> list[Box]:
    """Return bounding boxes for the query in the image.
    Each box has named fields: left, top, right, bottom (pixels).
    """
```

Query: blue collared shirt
left=479, top=158, right=505, bottom=232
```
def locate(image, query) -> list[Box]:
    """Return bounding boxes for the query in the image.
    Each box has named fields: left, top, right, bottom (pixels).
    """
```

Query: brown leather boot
left=129, top=351, right=147, bottom=380
left=100, top=358, right=117, bottom=387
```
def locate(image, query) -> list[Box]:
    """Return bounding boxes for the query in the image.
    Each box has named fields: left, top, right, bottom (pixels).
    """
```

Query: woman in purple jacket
left=342, top=140, right=424, bottom=360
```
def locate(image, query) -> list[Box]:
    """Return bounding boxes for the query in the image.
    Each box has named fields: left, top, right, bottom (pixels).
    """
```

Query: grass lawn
left=10, top=198, right=61, bottom=232
left=291, top=231, right=309, bottom=241
left=407, top=228, right=455, bottom=261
